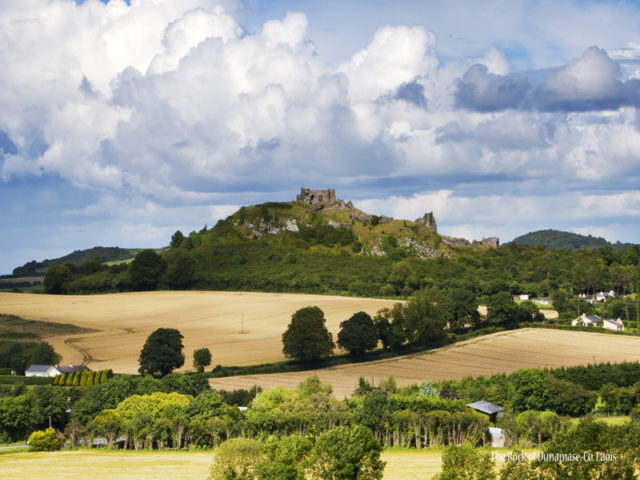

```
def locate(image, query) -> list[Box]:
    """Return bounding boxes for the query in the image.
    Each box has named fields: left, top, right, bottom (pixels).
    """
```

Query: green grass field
left=569, top=415, right=631, bottom=426
left=0, top=448, right=444, bottom=480
left=0, top=447, right=543, bottom=480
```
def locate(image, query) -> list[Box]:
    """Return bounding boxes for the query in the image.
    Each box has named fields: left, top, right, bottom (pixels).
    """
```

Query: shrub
left=209, top=438, right=264, bottom=480
left=28, top=428, right=60, bottom=452
left=309, top=425, right=385, bottom=480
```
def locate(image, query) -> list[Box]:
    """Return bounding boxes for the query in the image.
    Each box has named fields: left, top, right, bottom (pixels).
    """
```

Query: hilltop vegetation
left=12, top=247, right=140, bottom=277
left=41, top=199, right=640, bottom=308
left=511, top=228, right=637, bottom=251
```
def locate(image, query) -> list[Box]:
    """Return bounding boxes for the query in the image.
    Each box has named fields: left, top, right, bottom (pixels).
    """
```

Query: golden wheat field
left=0, top=291, right=398, bottom=374
left=209, top=328, right=640, bottom=397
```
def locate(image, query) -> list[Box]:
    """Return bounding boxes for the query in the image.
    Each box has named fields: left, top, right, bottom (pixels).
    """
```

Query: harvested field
left=209, top=328, right=640, bottom=397
left=0, top=292, right=398, bottom=374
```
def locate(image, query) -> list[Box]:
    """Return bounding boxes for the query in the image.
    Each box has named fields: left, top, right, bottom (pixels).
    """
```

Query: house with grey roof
left=572, top=313, right=624, bottom=331
left=56, top=365, right=91, bottom=375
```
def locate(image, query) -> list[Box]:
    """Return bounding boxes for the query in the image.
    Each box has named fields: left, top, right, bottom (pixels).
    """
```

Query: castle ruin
left=296, top=188, right=353, bottom=210
left=415, top=212, right=437, bottom=233
left=297, top=188, right=336, bottom=205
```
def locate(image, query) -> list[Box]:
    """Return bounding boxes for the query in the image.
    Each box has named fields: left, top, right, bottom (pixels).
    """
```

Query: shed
left=488, top=427, right=506, bottom=447
left=467, top=400, right=506, bottom=423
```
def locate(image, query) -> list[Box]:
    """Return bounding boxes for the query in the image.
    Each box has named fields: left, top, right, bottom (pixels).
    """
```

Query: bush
left=209, top=438, right=264, bottom=480
left=435, top=443, right=495, bottom=480
left=28, top=427, right=60, bottom=451
left=309, top=425, right=385, bottom=480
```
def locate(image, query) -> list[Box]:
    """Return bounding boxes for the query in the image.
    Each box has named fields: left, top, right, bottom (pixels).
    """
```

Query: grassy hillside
left=24, top=199, right=640, bottom=302
left=511, top=229, right=609, bottom=250
left=11, top=247, right=142, bottom=276
left=511, top=229, right=638, bottom=252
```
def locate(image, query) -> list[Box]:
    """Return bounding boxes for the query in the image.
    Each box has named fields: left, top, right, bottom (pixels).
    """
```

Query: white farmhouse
left=25, top=365, right=62, bottom=377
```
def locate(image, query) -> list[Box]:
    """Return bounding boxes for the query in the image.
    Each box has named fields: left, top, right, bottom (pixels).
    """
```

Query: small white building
left=25, top=365, right=62, bottom=377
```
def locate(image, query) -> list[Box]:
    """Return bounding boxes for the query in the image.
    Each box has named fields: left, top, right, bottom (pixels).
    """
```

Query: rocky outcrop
left=350, top=212, right=393, bottom=224
left=415, top=212, right=437, bottom=232
left=400, top=238, right=441, bottom=258
left=240, top=217, right=299, bottom=236
left=442, top=236, right=500, bottom=248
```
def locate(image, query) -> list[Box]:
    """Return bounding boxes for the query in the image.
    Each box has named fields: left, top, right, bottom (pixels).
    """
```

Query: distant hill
left=511, top=229, right=636, bottom=251
left=11, top=247, right=142, bottom=276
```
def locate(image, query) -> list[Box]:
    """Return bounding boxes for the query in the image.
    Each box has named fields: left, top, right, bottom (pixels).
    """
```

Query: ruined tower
left=415, top=212, right=437, bottom=233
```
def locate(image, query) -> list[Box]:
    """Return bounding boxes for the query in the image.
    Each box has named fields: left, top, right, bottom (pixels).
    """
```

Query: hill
left=20, top=188, right=640, bottom=300
left=511, top=229, right=608, bottom=250
left=11, top=247, right=142, bottom=276
left=511, top=229, right=637, bottom=251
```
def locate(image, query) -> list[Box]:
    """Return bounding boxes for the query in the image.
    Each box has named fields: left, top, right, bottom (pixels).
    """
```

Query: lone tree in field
left=337, top=311, right=378, bottom=358
left=282, top=306, right=334, bottom=363
left=192, top=347, right=212, bottom=372
left=138, top=328, right=185, bottom=377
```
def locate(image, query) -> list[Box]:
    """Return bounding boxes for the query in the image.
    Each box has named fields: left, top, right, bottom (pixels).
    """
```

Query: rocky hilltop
left=293, top=187, right=498, bottom=249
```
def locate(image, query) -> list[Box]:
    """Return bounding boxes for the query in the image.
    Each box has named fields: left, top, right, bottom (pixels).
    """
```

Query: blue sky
left=1, top=0, right=640, bottom=274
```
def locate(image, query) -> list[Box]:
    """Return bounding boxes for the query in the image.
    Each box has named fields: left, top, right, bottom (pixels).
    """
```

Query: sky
left=2, top=0, right=640, bottom=274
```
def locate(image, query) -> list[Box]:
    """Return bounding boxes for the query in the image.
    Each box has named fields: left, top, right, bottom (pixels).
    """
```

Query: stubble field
left=0, top=291, right=398, bottom=373
left=209, top=328, right=640, bottom=397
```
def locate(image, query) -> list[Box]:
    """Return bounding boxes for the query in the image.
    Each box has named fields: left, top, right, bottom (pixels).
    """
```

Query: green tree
left=509, top=369, right=548, bottom=412
left=486, top=292, right=521, bottom=327
left=90, top=409, right=122, bottom=447
left=282, top=307, right=334, bottom=363
left=337, top=311, right=378, bottom=358
left=138, top=328, right=185, bottom=377
left=192, top=348, right=212, bottom=373
left=309, top=425, right=385, bottom=480
left=445, top=288, right=479, bottom=330
left=257, top=434, right=313, bottom=480
left=209, top=438, right=264, bottom=480
left=28, top=427, right=59, bottom=452
left=129, top=250, right=167, bottom=291
left=30, top=342, right=60, bottom=365
left=372, top=309, right=393, bottom=350
left=170, top=230, right=185, bottom=248
left=435, top=443, right=496, bottom=480
left=44, top=264, right=74, bottom=294
left=400, top=289, right=447, bottom=348
left=162, top=249, right=195, bottom=289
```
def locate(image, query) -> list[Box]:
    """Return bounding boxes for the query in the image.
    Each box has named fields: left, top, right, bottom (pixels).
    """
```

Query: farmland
left=0, top=292, right=398, bottom=373
left=0, top=448, right=443, bottom=480
left=209, top=328, right=640, bottom=397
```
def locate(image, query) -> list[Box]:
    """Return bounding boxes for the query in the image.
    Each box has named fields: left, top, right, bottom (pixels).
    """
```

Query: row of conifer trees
left=53, top=369, right=113, bottom=387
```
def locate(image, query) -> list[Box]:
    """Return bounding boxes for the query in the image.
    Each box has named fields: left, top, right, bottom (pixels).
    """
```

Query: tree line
left=40, top=218, right=640, bottom=305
